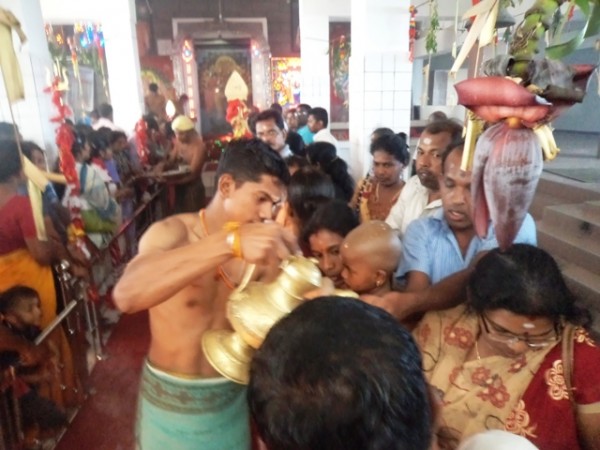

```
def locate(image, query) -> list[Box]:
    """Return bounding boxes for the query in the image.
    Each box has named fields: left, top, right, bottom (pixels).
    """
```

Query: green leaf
left=546, top=0, right=599, bottom=59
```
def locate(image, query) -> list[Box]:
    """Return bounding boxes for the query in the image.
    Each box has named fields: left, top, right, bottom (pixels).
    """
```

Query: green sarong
left=136, top=361, right=250, bottom=450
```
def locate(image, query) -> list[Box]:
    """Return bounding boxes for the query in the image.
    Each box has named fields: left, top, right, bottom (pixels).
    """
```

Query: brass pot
left=202, top=256, right=323, bottom=384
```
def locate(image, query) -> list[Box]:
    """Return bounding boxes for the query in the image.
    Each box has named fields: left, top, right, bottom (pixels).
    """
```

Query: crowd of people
left=1, top=95, right=599, bottom=450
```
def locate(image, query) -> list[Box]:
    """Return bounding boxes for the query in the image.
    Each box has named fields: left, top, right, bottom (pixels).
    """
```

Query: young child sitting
left=0, top=286, right=68, bottom=439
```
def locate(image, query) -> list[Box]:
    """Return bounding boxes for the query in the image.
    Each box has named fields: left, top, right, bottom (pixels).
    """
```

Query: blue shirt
left=399, top=209, right=537, bottom=284
left=297, top=125, right=314, bottom=145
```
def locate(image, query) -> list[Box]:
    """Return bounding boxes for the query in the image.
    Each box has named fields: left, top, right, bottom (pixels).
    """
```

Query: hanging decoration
left=409, top=6, right=418, bottom=62
left=135, top=118, right=150, bottom=167
left=46, top=22, right=109, bottom=99
left=329, top=22, right=351, bottom=124
left=451, top=0, right=598, bottom=251
left=425, top=0, right=440, bottom=55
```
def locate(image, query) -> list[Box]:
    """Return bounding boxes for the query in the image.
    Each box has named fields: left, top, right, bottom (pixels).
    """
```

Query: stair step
left=530, top=191, right=565, bottom=221
left=537, top=221, right=600, bottom=276
left=536, top=174, right=600, bottom=204
left=556, top=261, right=600, bottom=337
left=542, top=203, right=600, bottom=236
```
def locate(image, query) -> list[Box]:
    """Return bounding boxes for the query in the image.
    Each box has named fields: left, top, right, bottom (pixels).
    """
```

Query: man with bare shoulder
left=113, top=139, right=297, bottom=450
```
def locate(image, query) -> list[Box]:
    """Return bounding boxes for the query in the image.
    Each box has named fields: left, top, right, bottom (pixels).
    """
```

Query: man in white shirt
left=254, top=109, right=293, bottom=158
left=385, top=119, right=463, bottom=237
left=92, top=103, right=125, bottom=133
left=307, top=107, right=338, bottom=147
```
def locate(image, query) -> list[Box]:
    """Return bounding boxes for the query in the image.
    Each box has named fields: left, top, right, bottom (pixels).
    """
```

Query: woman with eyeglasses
left=414, top=244, right=600, bottom=450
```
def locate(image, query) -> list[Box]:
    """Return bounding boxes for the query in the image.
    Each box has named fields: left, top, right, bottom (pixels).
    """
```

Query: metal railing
left=0, top=186, right=165, bottom=449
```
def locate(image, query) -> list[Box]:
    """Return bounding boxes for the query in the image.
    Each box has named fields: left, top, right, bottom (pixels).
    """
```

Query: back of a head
left=249, top=297, right=431, bottom=450
left=20, top=141, right=44, bottom=161
left=288, top=167, right=336, bottom=225
left=468, top=244, right=589, bottom=326
left=98, top=103, right=113, bottom=119
left=301, top=199, right=359, bottom=245
left=370, top=133, right=410, bottom=166
left=308, top=107, right=329, bottom=128
left=215, top=138, right=290, bottom=187
left=458, top=430, right=539, bottom=450
left=270, top=103, right=283, bottom=114
left=0, top=122, right=18, bottom=140
left=255, top=109, right=285, bottom=131
left=423, top=118, right=463, bottom=143
left=306, top=142, right=354, bottom=202
left=0, top=140, right=23, bottom=183
left=88, top=130, right=111, bottom=159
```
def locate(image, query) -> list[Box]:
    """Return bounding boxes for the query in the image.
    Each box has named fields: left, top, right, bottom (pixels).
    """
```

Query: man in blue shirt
left=296, top=103, right=315, bottom=145
left=361, top=141, right=537, bottom=319
left=400, top=142, right=536, bottom=290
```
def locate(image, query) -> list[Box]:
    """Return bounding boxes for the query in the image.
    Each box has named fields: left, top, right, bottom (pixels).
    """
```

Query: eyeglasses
left=479, top=314, right=561, bottom=349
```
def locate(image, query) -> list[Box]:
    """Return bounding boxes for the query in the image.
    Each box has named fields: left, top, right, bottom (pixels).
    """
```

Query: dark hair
left=440, top=140, right=464, bottom=173
left=286, top=130, right=306, bottom=156
left=370, top=133, right=410, bottom=166
left=20, top=141, right=44, bottom=161
left=248, top=297, right=432, bottom=450
left=0, top=286, right=39, bottom=315
left=87, top=130, right=111, bottom=159
left=0, top=122, right=19, bottom=140
left=89, top=110, right=99, bottom=120
left=422, top=119, right=463, bottom=142
left=297, top=104, right=311, bottom=114
left=143, top=114, right=159, bottom=132
left=308, top=107, right=329, bottom=128
left=98, top=103, right=113, bottom=119
left=306, top=142, right=355, bottom=202
left=110, top=131, right=128, bottom=145
left=270, top=103, right=283, bottom=114
left=149, top=83, right=159, bottom=93
left=284, top=155, right=309, bottom=171
left=468, top=244, right=591, bottom=326
left=255, top=109, right=286, bottom=131
left=288, top=167, right=336, bottom=226
left=215, top=138, right=290, bottom=187
left=301, top=199, right=359, bottom=246
left=371, top=127, right=395, bottom=141
left=0, top=140, right=23, bottom=182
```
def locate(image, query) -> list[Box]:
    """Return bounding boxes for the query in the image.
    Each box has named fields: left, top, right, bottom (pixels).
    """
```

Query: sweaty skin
left=113, top=174, right=298, bottom=377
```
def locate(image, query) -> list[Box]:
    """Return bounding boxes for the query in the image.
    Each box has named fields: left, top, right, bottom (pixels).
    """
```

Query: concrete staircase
left=532, top=174, right=600, bottom=335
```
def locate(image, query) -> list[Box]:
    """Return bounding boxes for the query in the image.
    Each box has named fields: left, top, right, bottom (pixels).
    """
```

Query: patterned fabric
left=415, top=305, right=600, bottom=450
left=399, top=210, right=537, bottom=283
left=136, top=362, right=251, bottom=450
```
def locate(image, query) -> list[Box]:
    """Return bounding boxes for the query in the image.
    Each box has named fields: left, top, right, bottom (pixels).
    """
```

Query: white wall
left=40, top=0, right=143, bottom=134
left=298, top=0, right=351, bottom=164
left=0, top=0, right=56, bottom=154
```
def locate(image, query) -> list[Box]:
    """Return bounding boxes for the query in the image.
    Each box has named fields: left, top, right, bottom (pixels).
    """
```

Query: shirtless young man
left=113, top=139, right=297, bottom=450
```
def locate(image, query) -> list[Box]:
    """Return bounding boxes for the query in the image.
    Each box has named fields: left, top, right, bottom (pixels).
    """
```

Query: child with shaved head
left=340, top=221, right=401, bottom=296
left=340, top=221, right=417, bottom=329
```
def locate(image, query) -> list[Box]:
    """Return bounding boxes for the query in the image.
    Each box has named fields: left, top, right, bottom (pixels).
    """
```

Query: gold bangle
left=223, top=222, right=242, bottom=258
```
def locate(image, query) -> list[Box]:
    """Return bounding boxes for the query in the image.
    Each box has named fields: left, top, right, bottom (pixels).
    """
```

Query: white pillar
left=0, top=0, right=56, bottom=156
left=349, top=0, right=412, bottom=179
left=40, top=0, right=143, bottom=134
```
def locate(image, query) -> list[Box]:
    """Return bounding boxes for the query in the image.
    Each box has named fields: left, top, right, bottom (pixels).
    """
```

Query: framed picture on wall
left=329, top=21, right=350, bottom=129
